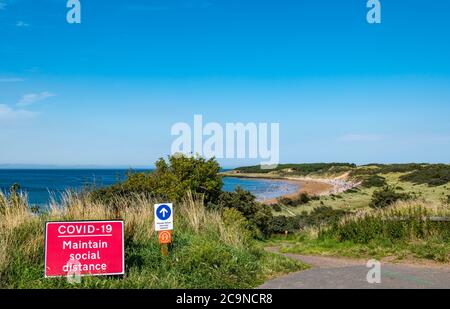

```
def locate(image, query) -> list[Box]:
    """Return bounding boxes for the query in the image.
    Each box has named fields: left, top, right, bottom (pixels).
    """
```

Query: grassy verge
left=0, top=192, right=306, bottom=288
left=269, top=199, right=450, bottom=263
left=275, top=237, right=450, bottom=263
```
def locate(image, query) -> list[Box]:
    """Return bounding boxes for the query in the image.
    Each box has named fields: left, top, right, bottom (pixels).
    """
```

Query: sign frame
left=44, top=219, right=125, bottom=278
left=154, top=203, right=174, bottom=231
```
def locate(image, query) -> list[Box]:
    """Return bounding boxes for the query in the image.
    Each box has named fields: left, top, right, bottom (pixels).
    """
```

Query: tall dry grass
left=0, top=191, right=37, bottom=276
left=0, top=190, right=252, bottom=281
left=177, top=191, right=251, bottom=247
left=320, top=198, right=450, bottom=243
left=47, top=192, right=157, bottom=243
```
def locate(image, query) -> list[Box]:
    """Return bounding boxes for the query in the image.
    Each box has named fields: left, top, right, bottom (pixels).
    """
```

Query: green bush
left=269, top=206, right=349, bottom=234
left=399, top=164, right=450, bottom=186
left=305, top=206, right=349, bottom=226
left=277, top=193, right=311, bottom=207
left=272, top=204, right=282, bottom=212
left=321, top=202, right=450, bottom=245
left=369, top=186, right=412, bottom=209
left=269, top=216, right=300, bottom=234
left=208, top=187, right=273, bottom=238
left=92, top=155, right=223, bottom=204
left=361, top=175, right=387, bottom=188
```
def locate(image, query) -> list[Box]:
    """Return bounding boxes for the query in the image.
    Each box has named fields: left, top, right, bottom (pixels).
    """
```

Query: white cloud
left=16, top=21, right=30, bottom=27
left=0, top=104, right=38, bottom=121
left=17, top=91, right=56, bottom=106
left=339, top=134, right=383, bottom=142
left=0, top=77, right=24, bottom=82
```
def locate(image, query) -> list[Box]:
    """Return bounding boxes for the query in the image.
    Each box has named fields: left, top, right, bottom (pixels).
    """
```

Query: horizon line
left=0, top=162, right=448, bottom=170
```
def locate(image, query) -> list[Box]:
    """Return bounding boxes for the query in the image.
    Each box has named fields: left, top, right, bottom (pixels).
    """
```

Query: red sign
left=45, top=220, right=124, bottom=277
left=158, top=230, right=172, bottom=244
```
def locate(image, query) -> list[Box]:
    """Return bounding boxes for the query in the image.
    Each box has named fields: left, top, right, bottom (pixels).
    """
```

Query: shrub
left=209, top=187, right=273, bottom=238
left=361, top=175, right=387, bottom=188
left=92, top=154, right=223, bottom=204
left=399, top=164, right=450, bottom=186
left=221, top=208, right=253, bottom=246
left=271, top=204, right=282, bottom=212
left=299, top=193, right=311, bottom=203
left=268, top=206, right=349, bottom=234
left=269, top=216, right=299, bottom=234
left=277, top=192, right=311, bottom=207
left=304, top=206, right=349, bottom=226
left=321, top=200, right=450, bottom=244
left=369, top=186, right=413, bottom=209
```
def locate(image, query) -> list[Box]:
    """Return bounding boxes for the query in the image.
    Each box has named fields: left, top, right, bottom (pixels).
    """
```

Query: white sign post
left=154, top=203, right=173, bottom=231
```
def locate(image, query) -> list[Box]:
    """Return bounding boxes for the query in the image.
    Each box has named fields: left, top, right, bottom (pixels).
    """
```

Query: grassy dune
left=250, top=164, right=450, bottom=263
left=276, top=172, right=449, bottom=216
left=0, top=191, right=305, bottom=288
left=242, top=164, right=450, bottom=215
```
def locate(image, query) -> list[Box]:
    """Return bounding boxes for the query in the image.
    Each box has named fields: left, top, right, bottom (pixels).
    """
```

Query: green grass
left=234, top=164, right=450, bottom=265
left=268, top=198, right=450, bottom=263
left=277, top=172, right=450, bottom=217
left=229, top=164, right=450, bottom=265
left=0, top=192, right=306, bottom=288
left=399, top=164, right=450, bottom=186
left=275, top=237, right=450, bottom=263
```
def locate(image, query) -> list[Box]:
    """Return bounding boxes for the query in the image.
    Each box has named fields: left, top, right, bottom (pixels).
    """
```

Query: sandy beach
left=221, top=172, right=360, bottom=204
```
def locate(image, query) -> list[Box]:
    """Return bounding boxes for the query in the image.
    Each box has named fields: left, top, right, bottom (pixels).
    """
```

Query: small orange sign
left=158, top=230, right=172, bottom=244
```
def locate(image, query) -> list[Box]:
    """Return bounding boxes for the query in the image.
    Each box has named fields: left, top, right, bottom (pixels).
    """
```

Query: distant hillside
left=233, top=163, right=356, bottom=175
left=233, top=163, right=450, bottom=187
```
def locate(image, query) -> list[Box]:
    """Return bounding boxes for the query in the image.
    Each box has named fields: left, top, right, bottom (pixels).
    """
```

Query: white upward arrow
left=159, top=208, right=169, bottom=218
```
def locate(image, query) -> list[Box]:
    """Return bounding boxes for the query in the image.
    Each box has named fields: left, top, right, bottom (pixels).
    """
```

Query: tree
left=91, top=154, right=223, bottom=204
left=150, top=155, right=223, bottom=203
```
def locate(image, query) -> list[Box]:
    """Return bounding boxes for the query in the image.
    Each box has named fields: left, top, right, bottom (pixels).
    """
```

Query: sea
left=0, top=169, right=299, bottom=206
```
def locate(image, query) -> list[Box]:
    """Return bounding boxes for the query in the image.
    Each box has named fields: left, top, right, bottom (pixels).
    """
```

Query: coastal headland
left=221, top=170, right=359, bottom=204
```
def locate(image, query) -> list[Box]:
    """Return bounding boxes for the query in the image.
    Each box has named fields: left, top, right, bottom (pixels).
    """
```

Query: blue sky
left=1, top=0, right=450, bottom=168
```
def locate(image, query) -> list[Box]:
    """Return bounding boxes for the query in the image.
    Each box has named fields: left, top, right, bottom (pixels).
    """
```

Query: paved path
left=260, top=249, right=450, bottom=289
